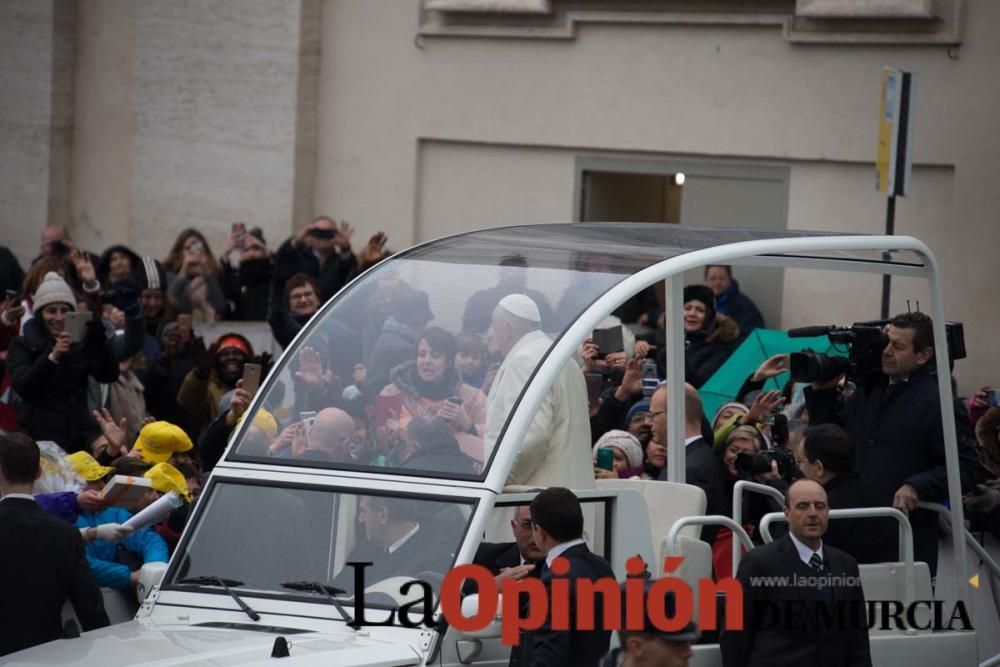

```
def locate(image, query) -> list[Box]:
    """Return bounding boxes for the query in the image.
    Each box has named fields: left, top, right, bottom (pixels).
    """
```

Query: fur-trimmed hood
left=702, top=314, right=740, bottom=345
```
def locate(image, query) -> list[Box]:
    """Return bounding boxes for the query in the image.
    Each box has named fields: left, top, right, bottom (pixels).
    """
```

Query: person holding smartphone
left=592, top=430, right=646, bottom=479
left=376, top=326, right=488, bottom=465
left=220, top=225, right=272, bottom=320
left=7, top=272, right=119, bottom=454
left=164, top=229, right=225, bottom=321
left=271, top=216, right=359, bottom=306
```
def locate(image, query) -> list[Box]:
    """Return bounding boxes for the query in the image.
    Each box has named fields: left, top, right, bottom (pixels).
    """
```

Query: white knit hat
left=712, top=401, right=749, bottom=426
left=497, top=293, right=541, bottom=322
left=32, top=272, right=76, bottom=314
left=593, top=430, right=644, bottom=470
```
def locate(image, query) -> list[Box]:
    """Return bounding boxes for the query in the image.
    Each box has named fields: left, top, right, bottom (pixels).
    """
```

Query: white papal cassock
left=485, top=329, right=594, bottom=490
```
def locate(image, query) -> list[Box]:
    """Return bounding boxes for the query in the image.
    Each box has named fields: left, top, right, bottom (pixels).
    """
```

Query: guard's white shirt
left=789, top=532, right=825, bottom=568
left=545, top=538, right=587, bottom=568
left=387, top=523, right=420, bottom=555
left=0, top=493, right=35, bottom=502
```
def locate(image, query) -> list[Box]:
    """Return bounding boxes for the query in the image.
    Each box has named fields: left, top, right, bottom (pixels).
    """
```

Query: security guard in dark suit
left=720, top=479, right=871, bottom=667
left=509, top=488, right=616, bottom=667
left=0, top=433, right=108, bottom=657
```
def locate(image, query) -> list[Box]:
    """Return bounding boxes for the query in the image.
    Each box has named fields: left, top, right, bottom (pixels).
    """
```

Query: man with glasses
left=651, top=383, right=727, bottom=545
left=472, top=505, right=544, bottom=587
left=269, top=273, right=322, bottom=348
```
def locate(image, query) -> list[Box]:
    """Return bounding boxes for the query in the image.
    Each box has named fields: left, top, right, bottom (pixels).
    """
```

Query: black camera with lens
left=788, top=323, right=886, bottom=386
left=735, top=446, right=799, bottom=482
left=787, top=319, right=966, bottom=387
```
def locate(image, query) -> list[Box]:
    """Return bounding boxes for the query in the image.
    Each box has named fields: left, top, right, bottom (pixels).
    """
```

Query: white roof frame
left=484, top=233, right=970, bottom=607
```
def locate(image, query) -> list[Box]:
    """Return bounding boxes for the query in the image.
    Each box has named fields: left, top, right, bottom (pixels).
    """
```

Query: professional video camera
left=787, top=319, right=966, bottom=386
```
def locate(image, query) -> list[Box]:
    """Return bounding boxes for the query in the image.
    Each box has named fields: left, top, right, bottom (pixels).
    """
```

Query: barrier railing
left=918, top=501, right=1000, bottom=585
left=665, top=515, right=755, bottom=568
left=731, top=480, right=785, bottom=575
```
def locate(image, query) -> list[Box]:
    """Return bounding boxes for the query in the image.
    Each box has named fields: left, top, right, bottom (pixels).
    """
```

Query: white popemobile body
left=8, top=224, right=997, bottom=666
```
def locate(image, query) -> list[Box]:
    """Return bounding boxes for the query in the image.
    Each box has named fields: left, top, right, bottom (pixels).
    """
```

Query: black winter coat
left=805, top=365, right=979, bottom=573
left=221, top=259, right=271, bottom=321
left=679, top=437, right=728, bottom=545
left=715, top=279, right=764, bottom=339
left=402, top=437, right=478, bottom=476
left=271, top=238, right=357, bottom=302
left=822, top=471, right=897, bottom=564
left=684, top=314, right=740, bottom=388
left=7, top=315, right=119, bottom=453
left=138, top=350, right=200, bottom=443
left=0, top=246, right=24, bottom=297
left=366, top=319, right=421, bottom=394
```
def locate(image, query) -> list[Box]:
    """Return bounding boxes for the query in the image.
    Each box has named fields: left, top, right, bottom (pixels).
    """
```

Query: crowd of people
left=2, top=218, right=999, bottom=666
left=0, top=218, right=392, bottom=655
left=588, top=306, right=999, bottom=577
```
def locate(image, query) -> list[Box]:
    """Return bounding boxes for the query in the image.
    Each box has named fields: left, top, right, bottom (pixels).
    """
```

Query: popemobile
left=9, top=223, right=998, bottom=666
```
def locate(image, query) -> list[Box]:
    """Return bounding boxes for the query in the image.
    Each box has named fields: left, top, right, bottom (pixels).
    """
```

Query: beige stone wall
left=46, top=0, right=316, bottom=264
left=0, top=0, right=75, bottom=264
left=4, top=1, right=314, bottom=265
left=126, top=0, right=309, bottom=259
left=71, top=0, right=133, bottom=252
left=314, top=0, right=1000, bottom=391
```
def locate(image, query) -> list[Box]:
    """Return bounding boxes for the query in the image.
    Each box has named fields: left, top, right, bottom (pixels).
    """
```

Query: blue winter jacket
left=76, top=507, right=169, bottom=590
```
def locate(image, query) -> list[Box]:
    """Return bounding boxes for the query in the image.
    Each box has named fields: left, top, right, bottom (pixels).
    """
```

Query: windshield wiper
left=177, top=576, right=261, bottom=622
left=280, top=581, right=352, bottom=624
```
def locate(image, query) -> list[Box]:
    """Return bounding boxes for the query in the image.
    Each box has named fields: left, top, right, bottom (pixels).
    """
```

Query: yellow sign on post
left=876, top=67, right=914, bottom=196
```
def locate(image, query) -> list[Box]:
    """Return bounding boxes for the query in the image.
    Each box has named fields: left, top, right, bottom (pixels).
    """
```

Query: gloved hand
left=964, top=481, right=1000, bottom=513
left=94, top=523, right=135, bottom=544
left=135, top=562, right=168, bottom=604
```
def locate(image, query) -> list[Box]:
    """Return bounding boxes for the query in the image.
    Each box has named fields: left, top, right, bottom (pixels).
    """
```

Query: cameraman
left=804, top=312, right=978, bottom=574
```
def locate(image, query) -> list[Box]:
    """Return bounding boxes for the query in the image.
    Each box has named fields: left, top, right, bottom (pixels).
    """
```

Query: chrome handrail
left=919, top=501, right=1000, bottom=586
left=665, top=514, right=755, bottom=574
left=731, top=480, right=785, bottom=574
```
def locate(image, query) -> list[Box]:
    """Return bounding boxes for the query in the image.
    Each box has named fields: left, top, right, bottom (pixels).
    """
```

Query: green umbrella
left=698, top=328, right=846, bottom=421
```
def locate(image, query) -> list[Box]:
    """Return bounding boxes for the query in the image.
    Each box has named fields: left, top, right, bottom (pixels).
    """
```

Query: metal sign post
left=876, top=67, right=915, bottom=318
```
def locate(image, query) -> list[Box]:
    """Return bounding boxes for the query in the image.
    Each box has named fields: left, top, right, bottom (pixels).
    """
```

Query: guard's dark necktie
left=809, top=552, right=824, bottom=572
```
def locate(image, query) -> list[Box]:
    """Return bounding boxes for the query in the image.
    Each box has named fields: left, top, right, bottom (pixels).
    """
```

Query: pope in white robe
left=484, top=294, right=594, bottom=490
